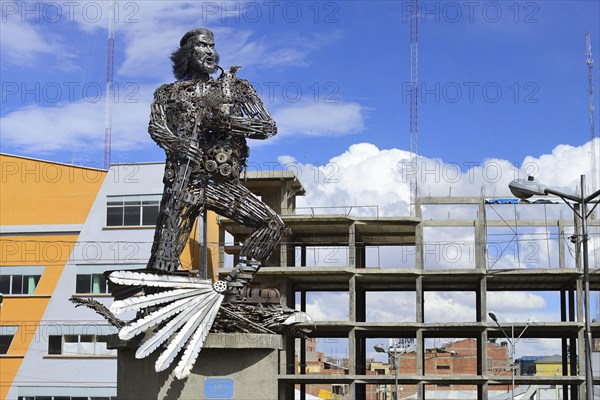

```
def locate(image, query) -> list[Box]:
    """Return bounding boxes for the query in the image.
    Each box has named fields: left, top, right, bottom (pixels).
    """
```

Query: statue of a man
left=147, top=28, right=284, bottom=294
left=74, top=29, right=310, bottom=380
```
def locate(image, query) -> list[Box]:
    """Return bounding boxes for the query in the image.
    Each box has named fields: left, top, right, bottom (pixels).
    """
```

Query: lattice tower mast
left=409, top=0, right=419, bottom=216
left=104, top=0, right=116, bottom=169
left=586, top=33, right=597, bottom=204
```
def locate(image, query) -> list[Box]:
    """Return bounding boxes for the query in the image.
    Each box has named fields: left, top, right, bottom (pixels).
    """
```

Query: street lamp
left=509, top=175, right=600, bottom=400
left=488, top=312, right=532, bottom=400
left=374, top=344, right=403, bottom=400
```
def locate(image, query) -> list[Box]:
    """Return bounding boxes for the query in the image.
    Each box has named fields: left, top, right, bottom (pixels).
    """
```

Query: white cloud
left=366, top=292, right=416, bottom=322
left=280, top=139, right=599, bottom=217
left=305, top=292, right=349, bottom=321
left=0, top=18, right=76, bottom=69
left=0, top=85, right=154, bottom=154
left=488, top=292, right=547, bottom=314
left=424, top=292, right=476, bottom=323
left=523, top=140, right=600, bottom=193
left=110, top=4, right=344, bottom=80
left=274, top=102, right=365, bottom=137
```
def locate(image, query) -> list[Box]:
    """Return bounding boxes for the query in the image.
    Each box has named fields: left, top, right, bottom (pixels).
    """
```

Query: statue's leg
left=147, top=160, right=204, bottom=272
left=206, top=181, right=285, bottom=261
left=205, top=181, right=286, bottom=297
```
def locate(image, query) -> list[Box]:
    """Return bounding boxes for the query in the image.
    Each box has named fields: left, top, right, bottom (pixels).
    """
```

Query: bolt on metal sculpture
left=74, top=28, right=311, bottom=380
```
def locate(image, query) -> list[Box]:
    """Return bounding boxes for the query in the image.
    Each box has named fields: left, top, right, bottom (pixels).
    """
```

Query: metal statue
left=74, top=28, right=312, bottom=380
left=147, top=27, right=285, bottom=284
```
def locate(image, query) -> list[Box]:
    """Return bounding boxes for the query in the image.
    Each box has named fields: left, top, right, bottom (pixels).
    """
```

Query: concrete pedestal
left=116, top=333, right=282, bottom=400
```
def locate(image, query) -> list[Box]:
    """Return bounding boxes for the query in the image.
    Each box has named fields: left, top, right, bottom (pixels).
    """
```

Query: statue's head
left=171, top=28, right=220, bottom=80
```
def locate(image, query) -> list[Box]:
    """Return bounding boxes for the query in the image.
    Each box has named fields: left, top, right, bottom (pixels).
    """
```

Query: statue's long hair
left=170, top=32, right=220, bottom=81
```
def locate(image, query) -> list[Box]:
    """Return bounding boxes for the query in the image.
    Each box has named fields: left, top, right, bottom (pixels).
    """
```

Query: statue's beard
left=190, top=53, right=219, bottom=77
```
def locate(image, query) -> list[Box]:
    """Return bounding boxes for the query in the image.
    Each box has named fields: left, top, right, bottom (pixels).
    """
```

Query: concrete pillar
left=558, top=220, right=565, bottom=268
left=476, top=200, right=487, bottom=270
left=349, top=222, right=356, bottom=268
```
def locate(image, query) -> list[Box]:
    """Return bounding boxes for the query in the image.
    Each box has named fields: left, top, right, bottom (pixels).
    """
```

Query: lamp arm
left=515, top=322, right=532, bottom=342
left=584, top=188, right=600, bottom=204
left=492, top=321, right=513, bottom=345
left=544, top=188, right=581, bottom=203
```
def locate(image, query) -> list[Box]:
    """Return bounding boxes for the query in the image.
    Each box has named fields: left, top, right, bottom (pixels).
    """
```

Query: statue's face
left=188, top=35, right=218, bottom=74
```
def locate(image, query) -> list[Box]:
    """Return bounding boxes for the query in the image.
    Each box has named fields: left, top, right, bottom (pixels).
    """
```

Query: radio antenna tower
left=409, top=0, right=419, bottom=216
left=586, top=33, right=597, bottom=201
left=104, top=0, right=116, bottom=169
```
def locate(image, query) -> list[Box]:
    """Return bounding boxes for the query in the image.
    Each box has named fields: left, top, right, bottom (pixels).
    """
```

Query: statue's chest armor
left=164, top=82, right=247, bottom=181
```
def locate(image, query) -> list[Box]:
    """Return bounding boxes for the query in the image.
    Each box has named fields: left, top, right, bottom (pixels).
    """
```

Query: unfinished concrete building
left=218, top=171, right=600, bottom=400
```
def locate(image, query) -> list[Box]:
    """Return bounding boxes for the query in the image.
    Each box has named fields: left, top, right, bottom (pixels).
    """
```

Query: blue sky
left=2, top=1, right=598, bottom=170
left=2, top=0, right=599, bottom=359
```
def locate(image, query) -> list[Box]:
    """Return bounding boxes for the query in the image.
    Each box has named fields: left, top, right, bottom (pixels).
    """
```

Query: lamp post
left=375, top=344, right=403, bottom=400
left=488, top=312, right=532, bottom=400
left=509, top=175, right=600, bottom=400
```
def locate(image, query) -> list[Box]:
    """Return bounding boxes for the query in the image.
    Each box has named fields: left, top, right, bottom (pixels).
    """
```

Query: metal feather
left=155, top=291, right=222, bottom=372
left=134, top=292, right=214, bottom=358
left=119, top=295, right=199, bottom=341
left=109, top=270, right=212, bottom=289
left=174, top=294, right=223, bottom=379
left=110, top=288, right=207, bottom=314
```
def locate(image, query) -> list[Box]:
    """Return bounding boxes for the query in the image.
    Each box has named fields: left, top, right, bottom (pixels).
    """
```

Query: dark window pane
left=54, top=397, right=70, bottom=400
left=0, top=275, right=9, bottom=294
left=0, top=335, right=13, bottom=354
left=123, top=205, right=141, bottom=226
left=76, top=274, right=91, bottom=293
left=37, top=397, right=52, bottom=400
left=48, top=335, right=62, bottom=355
left=124, top=200, right=141, bottom=205
left=80, top=335, right=94, bottom=343
left=64, top=335, right=78, bottom=343
left=107, top=206, right=123, bottom=226
left=142, top=205, right=159, bottom=225
left=92, top=274, right=107, bottom=294
left=12, top=275, right=22, bottom=295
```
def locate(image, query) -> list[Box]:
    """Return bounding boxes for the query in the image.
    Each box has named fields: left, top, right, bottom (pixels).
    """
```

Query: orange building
left=1, top=155, right=216, bottom=400
left=0, top=154, right=107, bottom=400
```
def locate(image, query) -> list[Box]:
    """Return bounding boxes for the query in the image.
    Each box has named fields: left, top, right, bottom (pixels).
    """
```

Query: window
left=0, top=274, right=41, bottom=294
left=437, top=365, right=451, bottom=370
left=76, top=273, right=108, bottom=294
left=106, top=195, right=160, bottom=227
left=48, top=335, right=62, bottom=355
left=75, top=265, right=141, bottom=294
left=332, top=385, right=346, bottom=395
left=48, top=334, right=116, bottom=356
left=0, top=335, right=14, bottom=354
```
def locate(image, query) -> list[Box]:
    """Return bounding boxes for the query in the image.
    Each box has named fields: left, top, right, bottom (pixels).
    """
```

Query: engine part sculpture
left=75, top=28, right=312, bottom=380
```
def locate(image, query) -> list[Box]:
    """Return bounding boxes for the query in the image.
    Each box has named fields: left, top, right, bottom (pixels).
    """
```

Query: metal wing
left=107, top=271, right=226, bottom=379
